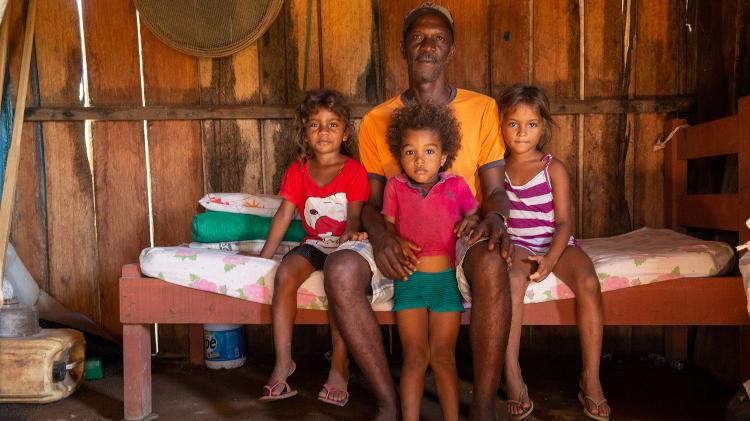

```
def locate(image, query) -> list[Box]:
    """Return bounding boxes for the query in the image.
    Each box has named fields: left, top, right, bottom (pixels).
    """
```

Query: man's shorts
left=336, top=237, right=489, bottom=304
left=392, top=269, right=464, bottom=313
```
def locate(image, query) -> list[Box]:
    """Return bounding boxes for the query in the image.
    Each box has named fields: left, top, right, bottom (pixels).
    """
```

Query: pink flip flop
left=259, top=380, right=298, bottom=401
left=259, top=363, right=297, bottom=402
left=318, top=383, right=350, bottom=407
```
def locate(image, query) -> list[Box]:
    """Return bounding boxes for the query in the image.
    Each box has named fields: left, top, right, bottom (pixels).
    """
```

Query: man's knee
left=323, top=250, right=370, bottom=301
left=463, top=243, right=509, bottom=293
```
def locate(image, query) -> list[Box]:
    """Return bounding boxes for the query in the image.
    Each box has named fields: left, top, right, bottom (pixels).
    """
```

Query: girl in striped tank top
left=500, top=84, right=610, bottom=421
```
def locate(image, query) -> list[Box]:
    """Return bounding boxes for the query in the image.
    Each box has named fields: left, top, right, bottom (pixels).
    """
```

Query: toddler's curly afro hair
left=386, top=102, right=461, bottom=171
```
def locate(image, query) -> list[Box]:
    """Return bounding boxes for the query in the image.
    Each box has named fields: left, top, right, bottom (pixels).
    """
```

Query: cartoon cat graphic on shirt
left=303, top=193, right=347, bottom=248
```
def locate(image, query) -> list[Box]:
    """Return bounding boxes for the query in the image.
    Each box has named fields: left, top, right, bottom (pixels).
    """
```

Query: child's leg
left=266, top=254, right=316, bottom=393
left=428, top=311, right=461, bottom=421
left=505, top=246, right=535, bottom=417
left=553, top=246, right=610, bottom=417
left=318, top=314, right=350, bottom=403
left=396, top=308, right=430, bottom=421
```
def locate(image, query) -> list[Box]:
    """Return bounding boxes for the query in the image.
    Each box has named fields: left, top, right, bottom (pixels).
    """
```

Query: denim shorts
left=392, top=269, right=464, bottom=313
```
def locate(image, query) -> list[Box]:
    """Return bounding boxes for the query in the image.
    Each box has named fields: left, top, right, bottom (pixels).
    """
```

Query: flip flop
left=259, top=380, right=298, bottom=401
left=259, top=363, right=297, bottom=402
left=578, top=391, right=610, bottom=421
left=317, top=383, right=349, bottom=407
left=506, top=383, right=534, bottom=420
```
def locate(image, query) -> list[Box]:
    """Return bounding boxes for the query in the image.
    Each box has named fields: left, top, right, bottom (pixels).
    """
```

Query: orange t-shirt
left=358, top=88, right=506, bottom=199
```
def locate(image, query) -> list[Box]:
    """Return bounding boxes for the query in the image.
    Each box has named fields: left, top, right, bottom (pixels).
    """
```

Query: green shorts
left=392, top=269, right=464, bottom=313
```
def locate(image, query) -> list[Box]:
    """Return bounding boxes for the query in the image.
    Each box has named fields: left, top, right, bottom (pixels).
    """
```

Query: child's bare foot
left=579, top=375, right=610, bottom=420
left=505, top=368, right=533, bottom=419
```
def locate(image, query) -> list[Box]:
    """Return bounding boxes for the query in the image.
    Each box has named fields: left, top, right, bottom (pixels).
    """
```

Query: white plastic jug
left=2, top=243, right=39, bottom=306
left=203, top=324, right=246, bottom=369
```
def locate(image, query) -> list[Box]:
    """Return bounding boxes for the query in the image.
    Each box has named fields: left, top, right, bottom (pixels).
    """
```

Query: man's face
left=402, top=14, right=455, bottom=84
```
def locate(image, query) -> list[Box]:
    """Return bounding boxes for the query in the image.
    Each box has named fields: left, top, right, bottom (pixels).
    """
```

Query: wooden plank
left=532, top=0, right=579, bottom=235
left=84, top=0, right=149, bottom=340
left=139, top=19, right=203, bottom=355
left=288, top=0, right=321, bottom=102
left=681, top=115, right=738, bottom=159
left=677, top=194, right=739, bottom=231
left=200, top=47, right=264, bottom=194
left=441, top=0, right=489, bottom=94
left=120, top=270, right=750, bottom=326
left=35, top=0, right=99, bottom=322
left=24, top=96, right=696, bottom=121
left=320, top=0, right=376, bottom=102
left=739, top=96, right=750, bottom=245
left=3, top=0, right=46, bottom=303
left=490, top=0, right=531, bottom=97
left=630, top=0, right=680, bottom=230
left=664, top=119, right=688, bottom=230
left=581, top=0, right=629, bottom=238
left=377, top=1, right=412, bottom=99
left=695, top=0, right=739, bottom=123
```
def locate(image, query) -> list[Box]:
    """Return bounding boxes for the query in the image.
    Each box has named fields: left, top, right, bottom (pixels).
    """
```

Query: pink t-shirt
left=381, top=173, right=478, bottom=265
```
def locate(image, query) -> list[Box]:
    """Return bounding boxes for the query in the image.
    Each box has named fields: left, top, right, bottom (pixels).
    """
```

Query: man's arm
left=468, top=164, right=513, bottom=261
left=362, top=178, right=418, bottom=280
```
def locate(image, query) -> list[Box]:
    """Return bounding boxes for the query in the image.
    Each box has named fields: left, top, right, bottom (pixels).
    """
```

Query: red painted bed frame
left=119, top=97, right=750, bottom=420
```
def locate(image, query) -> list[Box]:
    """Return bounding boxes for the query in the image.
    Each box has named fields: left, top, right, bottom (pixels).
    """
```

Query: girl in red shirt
left=258, top=90, right=369, bottom=407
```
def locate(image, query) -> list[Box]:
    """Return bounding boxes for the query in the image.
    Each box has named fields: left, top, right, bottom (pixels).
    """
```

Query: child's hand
left=527, top=255, right=553, bottom=282
left=454, top=214, right=481, bottom=238
left=339, top=231, right=368, bottom=243
left=396, top=237, right=421, bottom=280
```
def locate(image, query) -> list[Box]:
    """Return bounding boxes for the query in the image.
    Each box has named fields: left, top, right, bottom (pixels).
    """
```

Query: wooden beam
left=677, top=193, right=739, bottom=232
left=0, top=0, right=35, bottom=307
left=25, top=95, right=695, bottom=121
left=121, top=265, right=750, bottom=326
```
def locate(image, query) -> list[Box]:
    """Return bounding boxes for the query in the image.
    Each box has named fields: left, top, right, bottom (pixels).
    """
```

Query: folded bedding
left=199, top=193, right=301, bottom=219
left=141, top=227, right=734, bottom=311
left=192, top=211, right=306, bottom=243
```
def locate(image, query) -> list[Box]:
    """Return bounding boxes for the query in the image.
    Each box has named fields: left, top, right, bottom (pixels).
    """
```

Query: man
left=324, top=3, right=512, bottom=420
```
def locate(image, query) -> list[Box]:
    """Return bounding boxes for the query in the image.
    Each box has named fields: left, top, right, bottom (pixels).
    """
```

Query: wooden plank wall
left=7, top=0, right=726, bottom=354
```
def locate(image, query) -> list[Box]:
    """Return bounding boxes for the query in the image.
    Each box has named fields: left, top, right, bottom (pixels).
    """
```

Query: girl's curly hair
left=386, top=102, right=461, bottom=171
left=498, top=83, right=556, bottom=151
left=291, top=89, right=355, bottom=161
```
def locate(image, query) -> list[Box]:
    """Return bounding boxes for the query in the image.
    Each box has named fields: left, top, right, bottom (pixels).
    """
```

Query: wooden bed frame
left=119, top=97, right=750, bottom=420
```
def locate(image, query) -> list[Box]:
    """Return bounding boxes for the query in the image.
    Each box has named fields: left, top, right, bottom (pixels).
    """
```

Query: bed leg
left=123, top=324, right=156, bottom=420
left=740, top=326, right=750, bottom=382
left=189, top=324, right=204, bottom=366
left=666, top=326, right=689, bottom=363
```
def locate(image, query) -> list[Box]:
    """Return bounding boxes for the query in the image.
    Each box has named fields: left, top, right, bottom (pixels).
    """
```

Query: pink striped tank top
left=504, top=154, right=576, bottom=254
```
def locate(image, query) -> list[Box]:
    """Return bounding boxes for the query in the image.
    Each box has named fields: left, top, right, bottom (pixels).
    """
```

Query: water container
left=203, top=324, right=246, bottom=369
left=0, top=329, right=85, bottom=403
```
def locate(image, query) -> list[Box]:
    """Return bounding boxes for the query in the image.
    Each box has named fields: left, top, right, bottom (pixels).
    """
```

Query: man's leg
left=324, top=249, right=399, bottom=420
left=463, top=242, right=511, bottom=421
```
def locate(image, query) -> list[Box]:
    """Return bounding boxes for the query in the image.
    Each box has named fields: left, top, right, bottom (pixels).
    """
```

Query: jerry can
left=0, top=328, right=85, bottom=403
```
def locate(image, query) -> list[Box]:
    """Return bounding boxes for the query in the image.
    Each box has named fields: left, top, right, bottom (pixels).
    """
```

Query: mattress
left=139, top=227, right=734, bottom=311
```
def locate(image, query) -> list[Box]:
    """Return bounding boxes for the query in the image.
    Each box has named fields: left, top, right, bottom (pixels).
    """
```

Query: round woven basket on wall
left=133, top=0, right=284, bottom=58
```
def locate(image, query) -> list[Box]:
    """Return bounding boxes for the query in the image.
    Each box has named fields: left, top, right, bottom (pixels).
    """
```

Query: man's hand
left=454, top=214, right=480, bottom=239
left=339, top=231, right=368, bottom=243
left=371, top=231, right=420, bottom=281
left=468, top=212, right=513, bottom=265
left=527, top=255, right=553, bottom=282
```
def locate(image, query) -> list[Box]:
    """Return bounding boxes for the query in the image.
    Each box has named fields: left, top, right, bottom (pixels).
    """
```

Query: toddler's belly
left=415, top=255, right=452, bottom=272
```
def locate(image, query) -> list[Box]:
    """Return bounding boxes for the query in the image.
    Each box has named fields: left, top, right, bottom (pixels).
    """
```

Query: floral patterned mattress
left=139, top=227, right=734, bottom=311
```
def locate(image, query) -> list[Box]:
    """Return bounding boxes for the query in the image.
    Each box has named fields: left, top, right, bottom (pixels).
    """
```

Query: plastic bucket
left=203, top=324, right=246, bottom=369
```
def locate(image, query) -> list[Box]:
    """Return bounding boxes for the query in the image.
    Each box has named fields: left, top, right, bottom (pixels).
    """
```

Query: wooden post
left=663, top=119, right=688, bottom=230
left=0, top=0, right=35, bottom=307
left=189, top=324, right=204, bottom=366
left=123, top=323, right=155, bottom=421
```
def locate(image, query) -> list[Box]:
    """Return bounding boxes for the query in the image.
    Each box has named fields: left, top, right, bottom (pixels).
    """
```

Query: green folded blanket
left=192, top=211, right=305, bottom=243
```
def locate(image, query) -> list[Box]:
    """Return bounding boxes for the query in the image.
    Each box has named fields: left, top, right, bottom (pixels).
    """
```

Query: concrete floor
left=0, top=342, right=739, bottom=421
